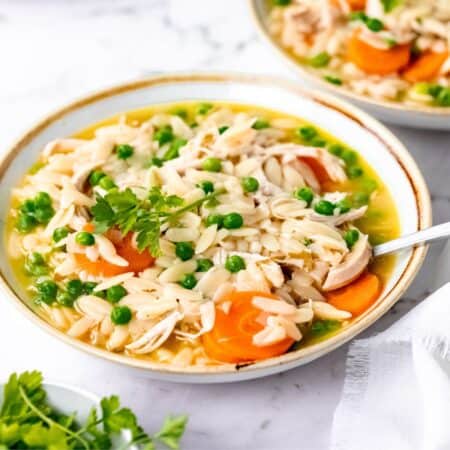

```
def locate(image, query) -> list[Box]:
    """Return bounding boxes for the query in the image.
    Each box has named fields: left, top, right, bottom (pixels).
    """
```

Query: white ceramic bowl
left=248, top=0, right=450, bottom=130
left=0, top=73, right=431, bottom=382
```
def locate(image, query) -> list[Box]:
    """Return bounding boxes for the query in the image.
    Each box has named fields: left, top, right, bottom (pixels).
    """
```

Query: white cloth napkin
left=331, top=283, right=450, bottom=450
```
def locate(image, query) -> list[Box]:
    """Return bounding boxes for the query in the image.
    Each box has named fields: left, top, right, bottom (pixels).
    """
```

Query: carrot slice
left=347, top=30, right=411, bottom=75
left=330, top=0, right=366, bottom=11
left=73, top=253, right=129, bottom=277
left=325, top=272, right=381, bottom=316
left=402, top=51, right=449, bottom=83
left=298, top=156, right=330, bottom=184
left=202, top=291, right=294, bottom=363
left=74, top=225, right=155, bottom=276
left=114, top=232, right=155, bottom=273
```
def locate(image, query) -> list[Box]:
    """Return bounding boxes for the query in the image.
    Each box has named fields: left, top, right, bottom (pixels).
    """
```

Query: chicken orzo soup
left=6, top=102, right=399, bottom=366
left=269, top=0, right=450, bottom=107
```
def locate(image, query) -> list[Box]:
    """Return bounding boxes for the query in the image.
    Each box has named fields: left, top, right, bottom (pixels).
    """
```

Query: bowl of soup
left=249, top=0, right=450, bottom=130
left=0, top=73, right=431, bottom=382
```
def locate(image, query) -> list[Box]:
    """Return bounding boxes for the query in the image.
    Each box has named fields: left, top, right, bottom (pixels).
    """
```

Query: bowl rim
left=0, top=72, right=432, bottom=380
left=248, top=0, right=450, bottom=117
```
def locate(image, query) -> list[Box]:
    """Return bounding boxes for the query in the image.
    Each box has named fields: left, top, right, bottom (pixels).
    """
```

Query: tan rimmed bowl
left=248, top=0, right=450, bottom=130
left=0, top=73, right=431, bottom=383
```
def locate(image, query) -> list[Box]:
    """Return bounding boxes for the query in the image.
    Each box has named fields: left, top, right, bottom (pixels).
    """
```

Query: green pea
left=25, top=252, right=48, bottom=276
left=366, top=17, right=383, bottom=32
left=179, top=273, right=197, bottom=290
left=75, top=231, right=95, bottom=246
left=16, top=214, right=37, bottom=233
left=196, top=103, right=213, bottom=115
left=241, top=176, right=259, bottom=193
left=111, top=305, right=132, bottom=325
left=297, top=126, right=317, bottom=141
left=344, top=229, right=360, bottom=249
left=36, top=280, right=58, bottom=304
left=106, top=285, right=127, bottom=303
left=314, top=200, right=335, bottom=216
left=348, top=166, right=363, bottom=179
left=35, top=206, right=54, bottom=224
left=82, top=281, right=98, bottom=294
left=309, top=52, right=330, bottom=68
left=154, top=125, right=174, bottom=146
left=202, top=157, right=222, bottom=172
left=222, top=212, right=244, bottom=230
left=34, top=192, right=52, bottom=208
left=428, top=84, right=443, bottom=97
left=336, top=198, right=352, bottom=213
left=295, top=187, right=314, bottom=205
left=57, top=291, right=75, bottom=307
left=324, top=75, right=342, bottom=85
left=66, top=279, right=84, bottom=298
left=163, top=138, right=187, bottom=161
left=116, top=144, right=134, bottom=160
left=311, top=137, right=327, bottom=148
left=53, top=226, right=69, bottom=243
left=20, top=199, right=36, bottom=215
left=225, top=255, right=246, bottom=273
left=205, top=214, right=224, bottom=227
left=350, top=11, right=367, bottom=21
left=341, top=149, right=358, bottom=165
left=196, top=258, right=214, bottom=272
left=252, top=119, right=270, bottom=130
left=149, top=156, right=164, bottom=167
left=353, top=192, right=370, bottom=207
left=436, top=87, right=450, bottom=107
left=218, top=125, right=229, bottom=134
left=197, top=180, right=214, bottom=194
left=172, top=108, right=188, bottom=119
left=28, top=252, right=46, bottom=266
left=98, top=176, right=116, bottom=190
left=328, top=143, right=344, bottom=157
left=89, top=170, right=106, bottom=186
left=361, top=178, right=378, bottom=194
left=175, top=242, right=194, bottom=261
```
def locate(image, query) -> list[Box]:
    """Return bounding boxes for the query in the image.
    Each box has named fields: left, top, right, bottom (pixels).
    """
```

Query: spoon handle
left=373, top=222, right=450, bottom=257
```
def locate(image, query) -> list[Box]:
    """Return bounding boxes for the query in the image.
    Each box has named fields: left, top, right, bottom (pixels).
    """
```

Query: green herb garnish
left=381, top=0, right=403, bottom=13
left=91, top=187, right=225, bottom=256
left=324, top=75, right=343, bottom=85
left=0, top=371, right=188, bottom=449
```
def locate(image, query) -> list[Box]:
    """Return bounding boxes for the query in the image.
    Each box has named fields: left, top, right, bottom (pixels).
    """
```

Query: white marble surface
left=0, top=1, right=449, bottom=449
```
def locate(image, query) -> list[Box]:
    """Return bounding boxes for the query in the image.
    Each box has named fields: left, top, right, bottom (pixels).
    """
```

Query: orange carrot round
left=326, top=272, right=381, bottom=316
left=330, top=0, right=366, bottom=11
left=402, top=51, right=449, bottom=83
left=347, top=30, right=411, bottom=75
left=203, top=291, right=294, bottom=363
left=74, top=225, right=155, bottom=276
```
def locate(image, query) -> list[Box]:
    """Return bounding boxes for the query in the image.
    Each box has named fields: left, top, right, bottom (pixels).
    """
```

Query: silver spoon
left=373, top=222, right=450, bottom=257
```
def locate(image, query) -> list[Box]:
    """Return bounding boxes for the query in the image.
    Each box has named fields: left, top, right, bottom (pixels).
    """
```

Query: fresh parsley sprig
left=91, top=187, right=225, bottom=256
left=0, top=371, right=188, bottom=450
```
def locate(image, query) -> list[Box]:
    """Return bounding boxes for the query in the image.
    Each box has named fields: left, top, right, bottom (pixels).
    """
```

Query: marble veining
left=0, top=1, right=449, bottom=449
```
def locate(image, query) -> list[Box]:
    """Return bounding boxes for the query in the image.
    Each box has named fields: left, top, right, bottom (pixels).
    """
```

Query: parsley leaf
left=381, top=0, right=403, bottom=12
left=0, top=371, right=188, bottom=449
left=154, top=415, right=189, bottom=450
left=90, top=186, right=225, bottom=255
